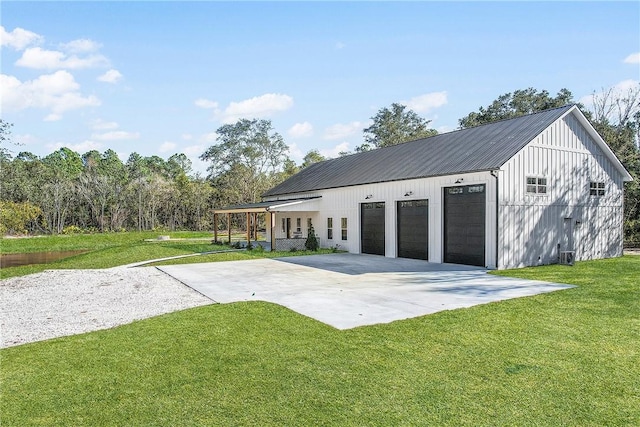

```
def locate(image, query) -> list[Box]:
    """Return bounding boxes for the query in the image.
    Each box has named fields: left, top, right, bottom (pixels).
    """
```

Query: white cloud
left=91, top=130, right=140, bottom=141
left=288, top=121, right=314, bottom=138
left=14, top=133, right=39, bottom=147
left=579, top=79, right=640, bottom=120
left=623, top=52, right=640, bottom=64
left=323, top=121, right=362, bottom=140
left=60, top=38, right=102, bottom=53
left=16, top=46, right=109, bottom=70
left=159, top=141, right=177, bottom=153
left=91, top=119, right=119, bottom=131
left=44, top=113, right=63, bottom=122
left=1, top=26, right=42, bottom=50
left=183, top=144, right=209, bottom=176
left=219, top=93, right=294, bottom=123
left=287, top=143, right=304, bottom=162
left=183, top=144, right=205, bottom=156
left=97, top=69, right=123, bottom=84
left=182, top=133, right=194, bottom=140
left=199, top=132, right=219, bottom=143
left=195, top=98, right=218, bottom=109
left=49, top=140, right=103, bottom=153
left=402, top=91, right=448, bottom=113
left=336, top=41, right=346, bottom=49
left=320, top=142, right=350, bottom=158
left=0, top=71, right=101, bottom=120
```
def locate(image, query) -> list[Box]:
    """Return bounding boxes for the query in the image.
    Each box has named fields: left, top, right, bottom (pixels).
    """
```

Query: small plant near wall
left=305, top=224, right=319, bottom=251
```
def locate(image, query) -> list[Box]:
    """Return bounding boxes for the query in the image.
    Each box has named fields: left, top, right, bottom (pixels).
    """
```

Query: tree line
left=1, top=86, right=638, bottom=242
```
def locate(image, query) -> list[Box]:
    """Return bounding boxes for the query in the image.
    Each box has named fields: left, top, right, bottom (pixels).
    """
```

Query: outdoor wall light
left=455, top=178, right=464, bottom=184
left=404, top=191, right=413, bottom=196
left=365, top=194, right=373, bottom=199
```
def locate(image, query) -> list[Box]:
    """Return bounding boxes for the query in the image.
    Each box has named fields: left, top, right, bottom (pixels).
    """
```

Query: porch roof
left=213, top=196, right=321, bottom=214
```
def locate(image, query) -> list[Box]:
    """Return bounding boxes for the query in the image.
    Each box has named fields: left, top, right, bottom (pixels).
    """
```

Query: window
left=341, top=217, right=348, bottom=240
left=307, top=218, right=312, bottom=230
left=590, top=181, right=605, bottom=196
left=327, top=217, right=333, bottom=240
left=296, top=218, right=301, bottom=233
left=281, top=218, right=286, bottom=233
left=526, top=177, right=547, bottom=194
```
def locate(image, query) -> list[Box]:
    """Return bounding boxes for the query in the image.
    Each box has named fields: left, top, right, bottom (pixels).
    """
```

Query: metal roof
left=264, top=105, right=576, bottom=197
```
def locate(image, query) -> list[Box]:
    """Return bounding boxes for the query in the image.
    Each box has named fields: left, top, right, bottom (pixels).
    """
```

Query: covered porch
left=212, top=197, right=321, bottom=251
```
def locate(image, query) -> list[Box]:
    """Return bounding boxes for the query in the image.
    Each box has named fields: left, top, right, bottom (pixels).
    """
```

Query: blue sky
left=2, top=1, right=639, bottom=175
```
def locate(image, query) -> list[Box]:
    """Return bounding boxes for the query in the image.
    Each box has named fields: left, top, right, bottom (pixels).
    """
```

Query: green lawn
left=1, top=235, right=638, bottom=425
left=0, top=232, right=317, bottom=279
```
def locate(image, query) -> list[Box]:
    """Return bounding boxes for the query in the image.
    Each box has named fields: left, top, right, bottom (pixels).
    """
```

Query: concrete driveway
left=157, top=253, right=572, bottom=329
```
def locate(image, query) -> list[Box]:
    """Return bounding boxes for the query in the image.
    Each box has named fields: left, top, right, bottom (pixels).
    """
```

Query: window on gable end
left=590, top=181, right=605, bottom=196
left=526, top=176, right=547, bottom=195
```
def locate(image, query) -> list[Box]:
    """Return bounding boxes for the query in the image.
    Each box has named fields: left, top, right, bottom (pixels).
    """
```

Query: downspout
left=490, top=170, right=500, bottom=269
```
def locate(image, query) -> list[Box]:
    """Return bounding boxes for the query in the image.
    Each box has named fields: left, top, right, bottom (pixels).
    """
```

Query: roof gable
left=265, top=105, right=629, bottom=197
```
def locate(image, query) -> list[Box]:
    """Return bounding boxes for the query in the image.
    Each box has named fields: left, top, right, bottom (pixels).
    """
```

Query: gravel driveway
left=0, top=266, right=213, bottom=348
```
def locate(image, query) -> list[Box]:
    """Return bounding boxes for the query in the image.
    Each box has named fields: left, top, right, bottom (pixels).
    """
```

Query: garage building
left=225, top=105, right=632, bottom=269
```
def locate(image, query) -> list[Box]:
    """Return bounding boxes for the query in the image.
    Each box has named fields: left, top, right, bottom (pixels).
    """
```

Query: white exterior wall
left=498, top=113, right=625, bottom=269
left=265, top=171, right=498, bottom=268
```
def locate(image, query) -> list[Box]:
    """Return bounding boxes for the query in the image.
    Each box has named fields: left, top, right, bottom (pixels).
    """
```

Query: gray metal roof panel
left=264, top=105, right=574, bottom=197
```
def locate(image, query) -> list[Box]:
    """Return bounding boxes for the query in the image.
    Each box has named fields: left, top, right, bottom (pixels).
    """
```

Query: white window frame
left=341, top=217, right=348, bottom=240
left=590, top=181, right=605, bottom=197
left=526, top=176, right=548, bottom=195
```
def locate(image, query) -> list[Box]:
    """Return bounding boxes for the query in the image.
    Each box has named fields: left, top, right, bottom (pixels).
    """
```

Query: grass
left=0, top=231, right=293, bottom=279
left=1, top=234, right=638, bottom=425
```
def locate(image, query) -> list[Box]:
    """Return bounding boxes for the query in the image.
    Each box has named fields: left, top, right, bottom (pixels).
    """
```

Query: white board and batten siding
left=263, top=107, right=629, bottom=270
left=498, top=113, right=625, bottom=269
left=265, top=171, right=498, bottom=268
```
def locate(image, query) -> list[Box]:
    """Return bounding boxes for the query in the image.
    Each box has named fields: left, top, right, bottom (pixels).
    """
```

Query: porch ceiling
left=213, top=196, right=321, bottom=214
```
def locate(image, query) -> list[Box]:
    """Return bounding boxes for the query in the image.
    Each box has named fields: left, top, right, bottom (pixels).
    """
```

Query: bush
left=62, top=225, right=84, bottom=235
left=305, top=224, right=319, bottom=251
left=0, top=201, right=43, bottom=235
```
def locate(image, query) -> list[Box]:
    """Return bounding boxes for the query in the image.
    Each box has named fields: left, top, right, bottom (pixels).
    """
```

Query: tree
left=200, top=119, right=290, bottom=205
left=360, top=103, right=437, bottom=151
left=301, top=149, right=326, bottom=168
left=587, top=84, right=640, bottom=242
left=0, top=119, right=15, bottom=161
left=41, top=148, right=83, bottom=233
left=459, top=88, right=574, bottom=128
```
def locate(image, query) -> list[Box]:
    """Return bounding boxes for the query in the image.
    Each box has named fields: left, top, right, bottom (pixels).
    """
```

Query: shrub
left=305, top=224, right=319, bottom=251
left=62, top=225, right=84, bottom=235
left=0, top=201, right=43, bottom=235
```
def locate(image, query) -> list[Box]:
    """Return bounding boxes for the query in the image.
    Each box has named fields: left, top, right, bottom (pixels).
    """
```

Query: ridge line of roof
left=314, top=103, right=576, bottom=164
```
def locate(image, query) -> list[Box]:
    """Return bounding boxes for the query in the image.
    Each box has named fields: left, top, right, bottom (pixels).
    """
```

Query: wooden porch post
left=227, top=213, right=231, bottom=243
left=246, top=212, right=251, bottom=244
left=213, top=213, right=218, bottom=242
left=253, top=212, right=258, bottom=241
left=270, top=211, right=276, bottom=252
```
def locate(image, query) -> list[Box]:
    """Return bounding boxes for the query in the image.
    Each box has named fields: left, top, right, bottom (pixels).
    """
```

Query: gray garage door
left=397, top=199, right=428, bottom=260
left=444, top=184, right=485, bottom=267
left=361, top=202, right=385, bottom=255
